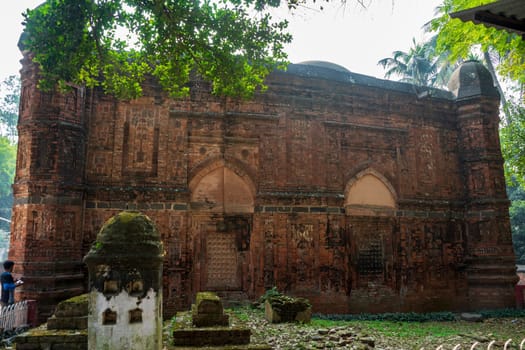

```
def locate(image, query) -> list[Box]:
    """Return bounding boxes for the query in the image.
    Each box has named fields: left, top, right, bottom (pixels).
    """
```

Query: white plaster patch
left=88, top=288, right=162, bottom=350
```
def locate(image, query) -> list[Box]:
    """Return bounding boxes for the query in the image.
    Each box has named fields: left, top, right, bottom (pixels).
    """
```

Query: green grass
left=309, top=316, right=525, bottom=349
left=311, top=318, right=460, bottom=338
left=358, top=321, right=460, bottom=338
left=229, top=308, right=251, bottom=322
left=308, top=309, right=525, bottom=348
left=167, top=306, right=525, bottom=350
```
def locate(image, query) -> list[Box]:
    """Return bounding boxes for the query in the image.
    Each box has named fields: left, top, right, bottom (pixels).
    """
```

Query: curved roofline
left=297, top=60, right=351, bottom=73
left=283, top=62, right=454, bottom=100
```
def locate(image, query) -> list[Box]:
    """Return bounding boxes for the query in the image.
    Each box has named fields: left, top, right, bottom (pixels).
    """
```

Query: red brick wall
left=11, top=58, right=518, bottom=320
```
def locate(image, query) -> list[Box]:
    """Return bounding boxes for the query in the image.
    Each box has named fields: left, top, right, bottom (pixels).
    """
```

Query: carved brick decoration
left=10, top=57, right=518, bottom=321
left=122, top=107, right=160, bottom=177
left=206, top=232, right=240, bottom=290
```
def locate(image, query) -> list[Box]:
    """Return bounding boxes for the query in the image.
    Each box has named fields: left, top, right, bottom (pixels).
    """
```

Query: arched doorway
left=189, top=163, right=254, bottom=293
left=344, top=170, right=397, bottom=295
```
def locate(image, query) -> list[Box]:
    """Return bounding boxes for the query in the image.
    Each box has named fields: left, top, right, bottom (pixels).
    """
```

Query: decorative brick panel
left=10, top=57, right=518, bottom=320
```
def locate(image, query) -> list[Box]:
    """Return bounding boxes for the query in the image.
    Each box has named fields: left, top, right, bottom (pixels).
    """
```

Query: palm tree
left=378, top=36, right=454, bottom=89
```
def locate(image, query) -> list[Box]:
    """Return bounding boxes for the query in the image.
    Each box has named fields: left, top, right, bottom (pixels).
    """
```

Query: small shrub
left=253, top=286, right=283, bottom=308
left=313, top=311, right=456, bottom=322
left=313, top=308, right=525, bottom=323
left=478, top=308, right=525, bottom=318
left=231, top=307, right=251, bottom=321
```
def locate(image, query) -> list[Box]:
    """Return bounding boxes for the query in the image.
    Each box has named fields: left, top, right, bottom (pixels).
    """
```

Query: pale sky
left=0, top=0, right=442, bottom=81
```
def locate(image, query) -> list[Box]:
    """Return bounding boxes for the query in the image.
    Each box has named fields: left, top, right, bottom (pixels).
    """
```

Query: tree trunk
left=483, top=51, right=508, bottom=121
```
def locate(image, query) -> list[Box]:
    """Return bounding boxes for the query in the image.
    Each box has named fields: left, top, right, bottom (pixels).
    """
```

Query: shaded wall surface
left=10, top=58, right=518, bottom=319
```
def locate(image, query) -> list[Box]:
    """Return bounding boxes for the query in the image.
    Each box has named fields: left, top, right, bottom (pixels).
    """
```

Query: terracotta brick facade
left=10, top=57, right=518, bottom=320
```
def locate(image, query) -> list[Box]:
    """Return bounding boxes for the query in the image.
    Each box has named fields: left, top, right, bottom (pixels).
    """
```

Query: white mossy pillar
left=84, top=211, right=164, bottom=350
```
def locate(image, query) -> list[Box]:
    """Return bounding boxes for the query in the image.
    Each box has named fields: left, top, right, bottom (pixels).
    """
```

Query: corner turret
left=9, top=42, right=88, bottom=322
left=448, top=60, right=499, bottom=100
left=450, top=60, right=518, bottom=310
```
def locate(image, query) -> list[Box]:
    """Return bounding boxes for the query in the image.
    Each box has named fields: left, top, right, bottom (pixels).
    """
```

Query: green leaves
left=500, top=106, right=525, bottom=263
left=20, top=0, right=291, bottom=99
left=501, top=105, right=525, bottom=186
left=0, top=137, right=16, bottom=199
left=507, top=182, right=525, bottom=263
left=430, top=0, right=525, bottom=215
left=0, top=76, right=20, bottom=141
left=0, top=78, right=18, bottom=231
left=22, top=1, right=94, bottom=89
left=377, top=36, right=455, bottom=89
left=430, top=0, right=525, bottom=90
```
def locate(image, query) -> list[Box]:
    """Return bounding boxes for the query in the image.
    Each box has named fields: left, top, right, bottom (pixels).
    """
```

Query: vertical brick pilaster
left=11, top=51, right=87, bottom=322
left=451, top=61, right=518, bottom=309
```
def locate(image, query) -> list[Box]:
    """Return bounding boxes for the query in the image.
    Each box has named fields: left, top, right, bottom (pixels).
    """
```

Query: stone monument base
left=172, top=292, right=271, bottom=349
left=172, top=328, right=251, bottom=346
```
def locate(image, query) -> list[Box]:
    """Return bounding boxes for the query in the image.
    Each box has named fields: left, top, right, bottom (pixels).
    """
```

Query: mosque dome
left=448, top=60, right=499, bottom=100
left=297, top=61, right=351, bottom=73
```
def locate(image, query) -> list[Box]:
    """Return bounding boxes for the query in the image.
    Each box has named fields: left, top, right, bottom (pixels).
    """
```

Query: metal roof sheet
left=450, top=0, right=525, bottom=37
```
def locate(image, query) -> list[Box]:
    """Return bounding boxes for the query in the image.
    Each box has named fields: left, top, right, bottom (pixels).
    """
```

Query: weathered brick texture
left=10, top=58, right=518, bottom=320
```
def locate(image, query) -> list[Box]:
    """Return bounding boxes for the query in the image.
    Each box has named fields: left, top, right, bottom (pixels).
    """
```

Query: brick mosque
left=9, top=48, right=519, bottom=320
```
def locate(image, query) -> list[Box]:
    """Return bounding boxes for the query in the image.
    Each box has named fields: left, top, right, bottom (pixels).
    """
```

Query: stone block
left=295, top=308, right=312, bottom=323
left=52, top=344, right=88, bottom=350
left=195, top=292, right=224, bottom=315
left=192, top=313, right=229, bottom=327
left=172, top=328, right=251, bottom=346
left=15, top=344, right=42, bottom=350
left=460, top=312, right=483, bottom=322
left=46, top=294, right=88, bottom=330
left=47, top=315, right=88, bottom=330
left=192, top=292, right=229, bottom=327
left=264, top=296, right=311, bottom=323
left=13, top=326, right=87, bottom=350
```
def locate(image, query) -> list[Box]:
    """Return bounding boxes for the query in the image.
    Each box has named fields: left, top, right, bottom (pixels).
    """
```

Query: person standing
left=1, top=260, right=23, bottom=306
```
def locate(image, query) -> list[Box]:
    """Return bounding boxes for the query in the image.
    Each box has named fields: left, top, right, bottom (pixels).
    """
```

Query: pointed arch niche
left=189, top=161, right=255, bottom=213
left=344, top=169, right=396, bottom=216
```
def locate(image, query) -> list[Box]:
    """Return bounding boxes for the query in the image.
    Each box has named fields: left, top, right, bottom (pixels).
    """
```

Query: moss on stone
left=96, top=211, right=160, bottom=243
left=18, top=324, right=88, bottom=338
left=84, top=210, right=163, bottom=261
left=117, top=210, right=142, bottom=224
left=196, top=291, right=221, bottom=304
left=53, top=293, right=88, bottom=317
left=49, top=293, right=89, bottom=330
left=61, top=293, right=88, bottom=306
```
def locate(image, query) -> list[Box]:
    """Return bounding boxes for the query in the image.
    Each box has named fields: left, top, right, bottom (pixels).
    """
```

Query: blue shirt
left=1, top=271, right=15, bottom=305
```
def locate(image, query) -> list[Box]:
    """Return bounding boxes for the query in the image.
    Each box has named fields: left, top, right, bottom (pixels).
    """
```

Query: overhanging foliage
left=430, top=0, right=525, bottom=92
left=20, top=0, right=294, bottom=99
